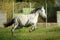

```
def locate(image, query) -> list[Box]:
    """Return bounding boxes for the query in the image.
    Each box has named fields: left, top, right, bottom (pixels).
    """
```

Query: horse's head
left=30, top=6, right=47, bottom=19
left=38, top=6, right=47, bottom=19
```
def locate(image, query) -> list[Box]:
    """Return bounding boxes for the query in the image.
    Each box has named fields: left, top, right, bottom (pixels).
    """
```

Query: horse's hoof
left=29, top=30, right=32, bottom=32
left=29, top=29, right=35, bottom=32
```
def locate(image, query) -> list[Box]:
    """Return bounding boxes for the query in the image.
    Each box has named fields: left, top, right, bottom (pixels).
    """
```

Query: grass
left=0, top=26, right=60, bottom=40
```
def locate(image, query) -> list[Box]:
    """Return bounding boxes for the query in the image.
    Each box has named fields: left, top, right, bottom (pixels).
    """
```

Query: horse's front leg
left=29, top=24, right=37, bottom=32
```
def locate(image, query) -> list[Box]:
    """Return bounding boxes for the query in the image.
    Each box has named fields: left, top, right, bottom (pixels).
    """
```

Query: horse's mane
left=30, top=8, right=41, bottom=14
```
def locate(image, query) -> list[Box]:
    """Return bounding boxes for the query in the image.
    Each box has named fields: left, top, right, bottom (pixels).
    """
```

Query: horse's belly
left=21, top=19, right=28, bottom=25
left=19, top=16, right=28, bottom=26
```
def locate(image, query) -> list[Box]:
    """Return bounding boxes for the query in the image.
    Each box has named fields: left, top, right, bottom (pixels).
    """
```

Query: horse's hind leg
left=11, top=23, right=18, bottom=40
left=11, top=23, right=18, bottom=32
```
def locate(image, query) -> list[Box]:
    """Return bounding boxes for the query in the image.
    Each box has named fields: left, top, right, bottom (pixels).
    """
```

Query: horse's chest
left=29, top=16, right=38, bottom=23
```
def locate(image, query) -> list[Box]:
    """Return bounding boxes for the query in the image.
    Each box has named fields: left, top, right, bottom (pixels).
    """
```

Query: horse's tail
left=4, top=18, right=15, bottom=27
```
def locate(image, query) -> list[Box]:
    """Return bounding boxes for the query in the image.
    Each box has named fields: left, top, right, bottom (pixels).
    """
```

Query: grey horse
left=4, top=6, right=47, bottom=32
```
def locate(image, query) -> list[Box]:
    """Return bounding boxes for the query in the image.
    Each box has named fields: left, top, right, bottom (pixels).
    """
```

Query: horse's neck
left=33, top=12, right=39, bottom=22
left=35, top=11, right=39, bottom=17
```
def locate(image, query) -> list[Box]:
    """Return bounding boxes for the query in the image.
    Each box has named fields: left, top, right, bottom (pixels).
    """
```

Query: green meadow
left=0, top=25, right=60, bottom=40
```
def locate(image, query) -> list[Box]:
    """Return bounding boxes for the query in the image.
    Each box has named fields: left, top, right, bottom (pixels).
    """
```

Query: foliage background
left=0, top=0, right=59, bottom=22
